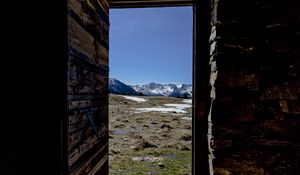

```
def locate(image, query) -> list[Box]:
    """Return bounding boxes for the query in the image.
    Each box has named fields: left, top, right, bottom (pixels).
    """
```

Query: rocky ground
left=108, top=94, right=192, bottom=175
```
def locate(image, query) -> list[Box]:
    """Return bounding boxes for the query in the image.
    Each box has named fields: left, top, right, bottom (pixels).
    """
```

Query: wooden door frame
left=2, top=0, right=211, bottom=174
left=109, top=1, right=212, bottom=174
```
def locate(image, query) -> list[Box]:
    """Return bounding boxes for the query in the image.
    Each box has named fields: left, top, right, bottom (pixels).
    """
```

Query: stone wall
left=210, top=0, right=300, bottom=174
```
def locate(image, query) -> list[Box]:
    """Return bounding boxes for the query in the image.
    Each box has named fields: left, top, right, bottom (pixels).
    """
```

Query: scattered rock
left=110, top=149, right=120, bottom=154
left=184, top=125, right=192, bottom=130
left=182, top=117, right=192, bottom=121
left=109, top=94, right=192, bottom=173
left=150, top=135, right=159, bottom=139
left=132, top=157, right=144, bottom=161
left=179, top=145, right=191, bottom=151
left=130, top=146, right=140, bottom=151
left=158, top=162, right=166, bottom=168
left=131, top=134, right=143, bottom=139
left=162, top=144, right=177, bottom=149
left=139, top=140, right=157, bottom=148
left=113, top=124, right=125, bottom=128
left=161, top=124, right=173, bottom=129
left=162, top=120, right=170, bottom=123
left=132, top=156, right=163, bottom=162
left=179, top=134, right=192, bottom=141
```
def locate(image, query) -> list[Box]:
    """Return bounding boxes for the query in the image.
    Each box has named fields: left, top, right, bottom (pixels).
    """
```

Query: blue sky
left=109, top=7, right=193, bottom=85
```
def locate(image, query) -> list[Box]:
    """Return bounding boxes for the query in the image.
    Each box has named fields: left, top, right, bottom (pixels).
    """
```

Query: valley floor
left=108, top=94, right=192, bottom=175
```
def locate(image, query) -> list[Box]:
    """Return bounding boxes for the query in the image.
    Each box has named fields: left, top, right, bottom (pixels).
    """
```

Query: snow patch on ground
left=172, top=113, right=183, bottom=116
left=164, top=104, right=192, bottom=109
left=136, top=107, right=188, bottom=114
left=182, top=99, right=192, bottom=104
left=122, top=95, right=147, bottom=102
left=135, top=103, right=191, bottom=114
left=182, top=117, right=192, bottom=121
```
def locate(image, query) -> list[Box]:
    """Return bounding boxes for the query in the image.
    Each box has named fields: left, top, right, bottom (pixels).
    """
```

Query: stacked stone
left=210, top=0, right=300, bottom=174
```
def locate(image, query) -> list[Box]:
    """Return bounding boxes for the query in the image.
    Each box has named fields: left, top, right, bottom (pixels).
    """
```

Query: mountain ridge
left=109, top=78, right=192, bottom=98
left=108, top=78, right=138, bottom=95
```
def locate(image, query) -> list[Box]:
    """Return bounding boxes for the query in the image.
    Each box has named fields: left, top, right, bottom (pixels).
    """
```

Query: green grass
left=109, top=149, right=191, bottom=175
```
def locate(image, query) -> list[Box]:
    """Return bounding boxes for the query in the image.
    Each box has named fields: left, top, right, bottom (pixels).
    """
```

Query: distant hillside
left=108, top=78, right=138, bottom=95
left=131, top=82, right=192, bottom=98
left=109, top=78, right=192, bottom=98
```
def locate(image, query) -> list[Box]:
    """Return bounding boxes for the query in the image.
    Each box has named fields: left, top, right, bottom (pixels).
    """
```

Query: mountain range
left=109, top=78, right=192, bottom=98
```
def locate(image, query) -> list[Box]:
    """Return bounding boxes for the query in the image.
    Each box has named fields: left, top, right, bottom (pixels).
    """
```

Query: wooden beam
left=192, top=0, right=211, bottom=174
left=109, top=0, right=193, bottom=8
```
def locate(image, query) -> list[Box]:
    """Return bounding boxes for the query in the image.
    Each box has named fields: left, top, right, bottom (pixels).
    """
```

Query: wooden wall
left=67, top=0, right=109, bottom=174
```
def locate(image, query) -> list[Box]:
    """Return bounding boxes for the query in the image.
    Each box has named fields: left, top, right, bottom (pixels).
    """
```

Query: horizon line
left=110, top=77, right=192, bottom=85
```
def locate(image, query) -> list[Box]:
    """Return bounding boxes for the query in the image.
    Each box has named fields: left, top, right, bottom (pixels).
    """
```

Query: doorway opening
left=108, top=6, right=193, bottom=174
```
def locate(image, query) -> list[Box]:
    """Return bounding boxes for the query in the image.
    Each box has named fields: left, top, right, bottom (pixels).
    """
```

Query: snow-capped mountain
left=130, top=82, right=192, bottom=98
left=109, top=78, right=192, bottom=98
left=108, top=78, right=138, bottom=95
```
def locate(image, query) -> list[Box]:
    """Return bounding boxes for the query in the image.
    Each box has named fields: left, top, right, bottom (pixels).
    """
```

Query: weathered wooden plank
left=69, top=111, right=87, bottom=125
left=67, top=0, right=109, bottom=173
left=68, top=54, right=108, bottom=95
left=68, top=95, right=95, bottom=101
left=68, top=99, right=93, bottom=110
left=90, top=0, right=109, bottom=16
left=68, top=147, right=81, bottom=165
left=68, top=107, right=107, bottom=150
left=68, top=51, right=109, bottom=75
left=68, top=95, right=106, bottom=108
left=68, top=74, right=108, bottom=95
left=68, top=119, right=89, bottom=133
left=68, top=135, right=99, bottom=166
left=68, top=130, right=83, bottom=151
left=109, top=0, right=193, bottom=8
left=88, top=154, right=108, bottom=175
left=68, top=0, right=109, bottom=24
left=68, top=16, right=98, bottom=63
left=68, top=108, right=105, bottom=126
left=68, top=127, right=95, bottom=151
left=68, top=99, right=108, bottom=111
left=68, top=1, right=109, bottom=49
left=68, top=14, right=109, bottom=66
left=68, top=0, right=83, bottom=20
left=69, top=143, right=108, bottom=175
left=96, top=42, right=108, bottom=66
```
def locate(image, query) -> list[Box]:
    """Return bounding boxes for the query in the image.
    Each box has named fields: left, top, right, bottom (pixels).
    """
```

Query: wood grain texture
left=69, top=144, right=108, bottom=175
left=68, top=55, right=108, bottom=95
left=67, top=0, right=109, bottom=173
left=68, top=0, right=109, bottom=49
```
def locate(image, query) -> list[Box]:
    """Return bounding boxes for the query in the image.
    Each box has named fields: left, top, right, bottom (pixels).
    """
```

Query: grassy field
left=108, top=94, right=192, bottom=175
left=109, top=148, right=191, bottom=175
